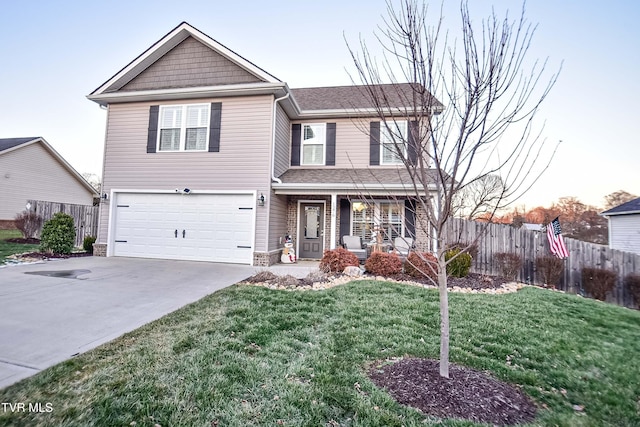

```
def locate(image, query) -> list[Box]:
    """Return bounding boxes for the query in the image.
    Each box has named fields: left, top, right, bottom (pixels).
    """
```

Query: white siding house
left=601, top=197, right=640, bottom=255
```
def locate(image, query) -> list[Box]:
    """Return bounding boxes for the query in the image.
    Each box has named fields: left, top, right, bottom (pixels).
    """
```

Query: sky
left=1, top=0, right=638, bottom=210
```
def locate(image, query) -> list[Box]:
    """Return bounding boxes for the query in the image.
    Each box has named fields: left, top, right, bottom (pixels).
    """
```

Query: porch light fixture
left=101, top=193, right=108, bottom=201
left=258, top=193, right=265, bottom=206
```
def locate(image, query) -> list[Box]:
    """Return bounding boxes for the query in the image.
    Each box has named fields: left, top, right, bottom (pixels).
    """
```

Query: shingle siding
left=118, top=36, right=263, bottom=92
left=609, top=215, right=640, bottom=254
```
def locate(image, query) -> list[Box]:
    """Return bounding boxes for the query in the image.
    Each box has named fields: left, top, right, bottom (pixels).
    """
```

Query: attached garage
left=109, top=192, right=255, bottom=264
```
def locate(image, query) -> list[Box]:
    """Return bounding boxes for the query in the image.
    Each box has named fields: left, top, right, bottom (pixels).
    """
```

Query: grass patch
left=0, top=229, right=39, bottom=262
left=1, top=282, right=639, bottom=426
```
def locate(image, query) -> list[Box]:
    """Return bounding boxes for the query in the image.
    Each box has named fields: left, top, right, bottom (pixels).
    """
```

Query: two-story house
left=88, top=22, right=442, bottom=265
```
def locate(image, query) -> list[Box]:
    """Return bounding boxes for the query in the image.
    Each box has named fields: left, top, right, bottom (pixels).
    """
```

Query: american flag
left=547, top=217, right=569, bottom=258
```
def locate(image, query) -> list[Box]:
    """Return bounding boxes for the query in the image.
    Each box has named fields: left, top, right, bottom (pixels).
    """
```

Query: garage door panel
left=112, top=193, right=254, bottom=264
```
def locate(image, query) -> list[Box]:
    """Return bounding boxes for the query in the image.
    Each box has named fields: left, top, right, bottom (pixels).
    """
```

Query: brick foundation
left=253, top=250, right=281, bottom=266
left=93, top=243, right=107, bottom=257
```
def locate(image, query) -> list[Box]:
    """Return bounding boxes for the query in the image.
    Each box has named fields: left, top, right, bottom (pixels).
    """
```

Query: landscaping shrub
left=14, top=210, right=43, bottom=239
left=319, top=248, right=359, bottom=273
left=365, top=252, right=402, bottom=276
left=83, top=236, right=96, bottom=254
left=445, top=248, right=472, bottom=278
left=446, top=241, right=479, bottom=260
left=535, top=256, right=564, bottom=287
left=582, top=267, right=617, bottom=301
left=40, top=212, right=76, bottom=255
left=494, top=252, right=523, bottom=280
left=404, top=252, right=438, bottom=281
left=625, top=273, right=640, bottom=307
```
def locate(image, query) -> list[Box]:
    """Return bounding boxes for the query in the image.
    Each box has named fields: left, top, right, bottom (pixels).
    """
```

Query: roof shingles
left=0, top=137, right=40, bottom=153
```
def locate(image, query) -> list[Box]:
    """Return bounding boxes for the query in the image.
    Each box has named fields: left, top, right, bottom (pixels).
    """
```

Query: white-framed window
left=158, top=103, right=210, bottom=151
left=301, top=123, right=326, bottom=165
left=380, top=120, right=408, bottom=164
left=351, top=201, right=404, bottom=243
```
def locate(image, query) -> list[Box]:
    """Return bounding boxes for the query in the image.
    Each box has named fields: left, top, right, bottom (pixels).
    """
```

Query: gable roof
left=0, top=137, right=99, bottom=196
left=601, top=197, right=640, bottom=216
left=88, top=22, right=286, bottom=106
left=0, top=137, right=43, bottom=153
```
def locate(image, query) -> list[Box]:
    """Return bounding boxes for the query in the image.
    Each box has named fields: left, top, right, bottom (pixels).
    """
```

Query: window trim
left=350, top=200, right=405, bottom=243
left=300, top=123, right=326, bottom=166
left=380, top=120, right=408, bottom=165
left=157, top=103, right=210, bottom=152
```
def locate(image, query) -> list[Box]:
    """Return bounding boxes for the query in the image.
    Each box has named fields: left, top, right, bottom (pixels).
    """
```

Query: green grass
left=1, top=282, right=639, bottom=426
left=0, top=229, right=39, bottom=262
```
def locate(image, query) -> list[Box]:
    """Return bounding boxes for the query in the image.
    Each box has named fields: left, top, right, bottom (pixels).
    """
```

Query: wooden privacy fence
left=27, top=199, right=99, bottom=248
left=442, top=217, right=640, bottom=308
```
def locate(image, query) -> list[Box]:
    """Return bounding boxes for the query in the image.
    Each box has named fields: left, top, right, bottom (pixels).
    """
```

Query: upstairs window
left=158, top=104, right=210, bottom=151
left=380, top=120, right=408, bottom=164
left=301, top=123, right=326, bottom=165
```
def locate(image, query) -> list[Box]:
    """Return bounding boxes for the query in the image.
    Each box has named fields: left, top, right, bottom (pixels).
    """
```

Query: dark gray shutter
left=405, top=199, right=416, bottom=239
left=147, top=105, right=159, bottom=153
left=370, top=121, right=380, bottom=165
left=408, top=120, right=418, bottom=164
left=326, top=123, right=336, bottom=166
left=291, top=124, right=301, bottom=166
left=339, top=198, right=351, bottom=244
left=208, top=102, right=222, bottom=152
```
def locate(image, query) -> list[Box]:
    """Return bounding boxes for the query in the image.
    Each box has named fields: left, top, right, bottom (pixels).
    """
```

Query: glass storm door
left=299, top=203, right=324, bottom=259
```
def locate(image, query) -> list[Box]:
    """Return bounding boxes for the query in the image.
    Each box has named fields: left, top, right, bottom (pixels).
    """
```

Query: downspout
left=271, top=91, right=290, bottom=184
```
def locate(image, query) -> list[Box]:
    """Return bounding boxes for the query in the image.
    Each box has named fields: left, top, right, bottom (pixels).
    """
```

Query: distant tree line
left=476, top=190, right=637, bottom=244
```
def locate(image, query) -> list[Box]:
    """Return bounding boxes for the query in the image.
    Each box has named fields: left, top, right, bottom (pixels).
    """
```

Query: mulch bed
left=4, top=237, right=41, bottom=244
left=368, top=358, right=537, bottom=426
left=389, top=272, right=515, bottom=290
left=12, top=251, right=92, bottom=260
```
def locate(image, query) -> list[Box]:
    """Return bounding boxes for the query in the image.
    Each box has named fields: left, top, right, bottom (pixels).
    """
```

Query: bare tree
left=604, top=190, right=637, bottom=211
left=454, top=174, right=506, bottom=220
left=348, top=0, right=559, bottom=377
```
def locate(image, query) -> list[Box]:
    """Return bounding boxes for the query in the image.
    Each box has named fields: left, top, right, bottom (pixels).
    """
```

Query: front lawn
left=0, top=229, right=39, bottom=263
left=1, top=282, right=639, bottom=426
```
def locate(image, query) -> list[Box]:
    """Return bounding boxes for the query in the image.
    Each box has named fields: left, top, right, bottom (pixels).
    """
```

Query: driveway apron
left=0, top=256, right=253, bottom=389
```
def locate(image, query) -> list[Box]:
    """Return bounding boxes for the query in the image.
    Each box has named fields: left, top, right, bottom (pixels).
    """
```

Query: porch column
left=330, top=193, right=337, bottom=249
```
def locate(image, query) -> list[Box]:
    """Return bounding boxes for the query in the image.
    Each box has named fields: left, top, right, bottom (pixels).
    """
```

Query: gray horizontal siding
left=273, top=103, right=290, bottom=177
left=98, top=96, right=274, bottom=247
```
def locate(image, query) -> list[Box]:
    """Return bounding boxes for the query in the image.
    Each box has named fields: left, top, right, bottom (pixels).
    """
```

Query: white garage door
left=111, top=192, right=254, bottom=264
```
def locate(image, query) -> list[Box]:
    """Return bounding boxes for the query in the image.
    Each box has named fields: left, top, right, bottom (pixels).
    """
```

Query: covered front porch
left=273, top=168, right=436, bottom=260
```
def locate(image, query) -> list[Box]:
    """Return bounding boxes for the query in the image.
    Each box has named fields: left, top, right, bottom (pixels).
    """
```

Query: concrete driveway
left=0, top=256, right=254, bottom=389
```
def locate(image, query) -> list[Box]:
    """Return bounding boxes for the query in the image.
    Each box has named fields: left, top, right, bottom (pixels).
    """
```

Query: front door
left=299, top=203, right=324, bottom=259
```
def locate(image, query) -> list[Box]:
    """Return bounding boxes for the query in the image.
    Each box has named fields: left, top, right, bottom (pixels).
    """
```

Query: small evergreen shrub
left=365, top=252, right=402, bottom=276
left=535, top=256, right=564, bottom=287
left=319, top=248, right=360, bottom=273
left=582, top=267, right=617, bottom=301
left=40, top=212, right=76, bottom=255
left=494, top=252, right=523, bottom=280
left=625, top=273, right=640, bottom=307
left=14, top=210, right=43, bottom=239
left=404, top=252, right=438, bottom=281
left=445, top=248, right=472, bottom=278
left=446, top=241, right=479, bottom=260
left=83, top=236, right=96, bottom=254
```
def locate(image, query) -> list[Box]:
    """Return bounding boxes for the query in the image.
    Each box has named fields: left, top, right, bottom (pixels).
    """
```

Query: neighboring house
left=87, top=22, right=442, bottom=265
left=522, top=223, right=543, bottom=232
left=0, top=137, right=98, bottom=224
left=601, top=197, right=640, bottom=254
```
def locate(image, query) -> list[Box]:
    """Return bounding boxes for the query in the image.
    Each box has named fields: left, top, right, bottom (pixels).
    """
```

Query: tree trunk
left=437, top=260, right=450, bottom=378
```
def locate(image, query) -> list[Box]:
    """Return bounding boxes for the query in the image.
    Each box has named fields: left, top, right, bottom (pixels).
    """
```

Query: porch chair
left=342, top=235, right=367, bottom=263
left=390, top=237, right=414, bottom=259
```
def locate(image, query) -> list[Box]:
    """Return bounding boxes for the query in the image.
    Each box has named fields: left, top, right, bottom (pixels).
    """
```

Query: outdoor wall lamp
left=101, top=193, right=108, bottom=200
left=258, top=193, right=265, bottom=206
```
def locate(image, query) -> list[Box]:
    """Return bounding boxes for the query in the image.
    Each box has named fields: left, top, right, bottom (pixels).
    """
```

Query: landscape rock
left=343, top=266, right=362, bottom=277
